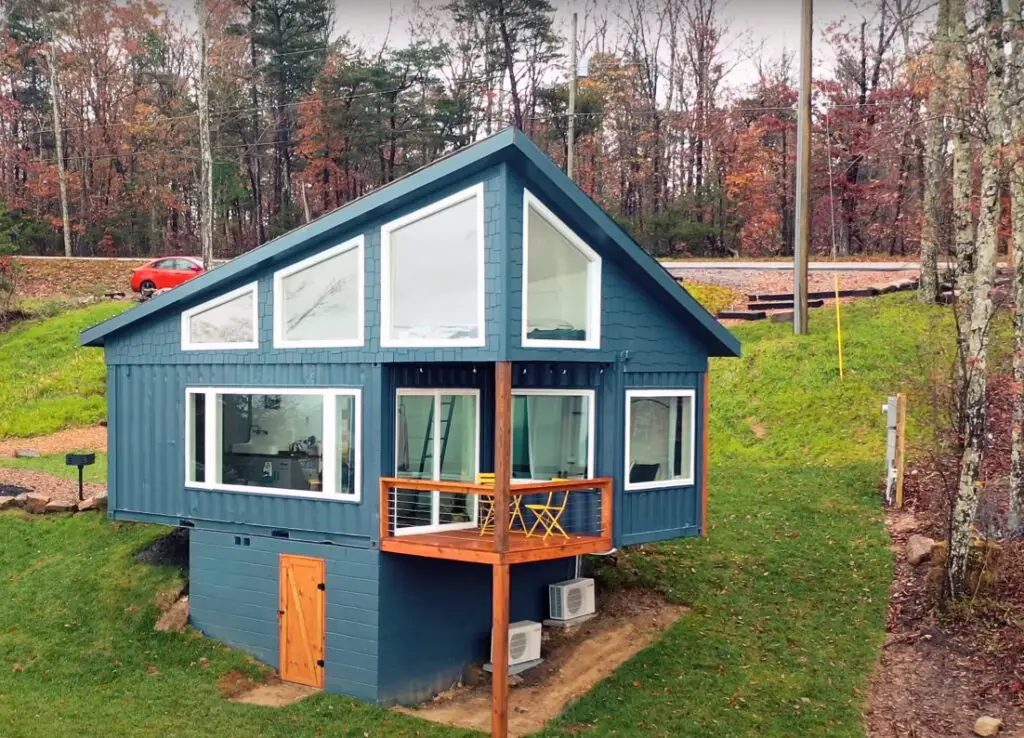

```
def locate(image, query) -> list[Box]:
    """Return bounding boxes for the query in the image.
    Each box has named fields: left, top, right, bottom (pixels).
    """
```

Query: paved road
left=663, top=260, right=924, bottom=273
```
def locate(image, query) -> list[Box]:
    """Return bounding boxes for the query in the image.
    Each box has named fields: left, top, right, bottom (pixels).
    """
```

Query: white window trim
left=393, top=388, right=481, bottom=535
left=184, top=386, right=362, bottom=503
left=181, top=282, right=260, bottom=351
left=624, top=388, right=697, bottom=491
left=380, top=183, right=487, bottom=348
left=511, top=388, right=596, bottom=482
left=272, top=235, right=365, bottom=349
left=521, top=189, right=602, bottom=350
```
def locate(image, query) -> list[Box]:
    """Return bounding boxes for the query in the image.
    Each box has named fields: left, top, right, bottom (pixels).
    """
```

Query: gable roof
left=81, top=128, right=740, bottom=357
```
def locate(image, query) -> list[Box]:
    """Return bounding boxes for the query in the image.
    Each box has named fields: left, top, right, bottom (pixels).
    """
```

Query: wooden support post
left=895, top=392, right=908, bottom=508
left=491, top=562, right=510, bottom=738
left=494, top=362, right=512, bottom=554
left=702, top=373, right=710, bottom=536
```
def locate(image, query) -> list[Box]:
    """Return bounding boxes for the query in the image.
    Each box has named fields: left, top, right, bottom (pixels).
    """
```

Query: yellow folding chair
left=477, top=473, right=527, bottom=535
left=525, top=479, right=571, bottom=541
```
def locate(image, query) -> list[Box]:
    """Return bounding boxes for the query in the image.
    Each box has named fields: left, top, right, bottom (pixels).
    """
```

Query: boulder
left=77, top=497, right=97, bottom=512
left=13, top=492, right=29, bottom=508
left=14, top=448, right=40, bottom=458
left=0, top=496, right=19, bottom=510
left=769, top=310, right=795, bottom=324
left=93, top=490, right=109, bottom=511
left=44, top=499, right=76, bottom=513
left=23, top=493, right=50, bottom=514
left=906, top=534, right=937, bottom=566
left=974, top=716, right=1003, bottom=736
left=154, top=596, right=190, bottom=633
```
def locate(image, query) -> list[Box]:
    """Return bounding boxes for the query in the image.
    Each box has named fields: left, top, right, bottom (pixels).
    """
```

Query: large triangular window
left=522, top=190, right=601, bottom=348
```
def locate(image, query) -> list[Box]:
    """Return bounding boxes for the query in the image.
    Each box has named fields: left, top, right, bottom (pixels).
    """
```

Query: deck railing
left=378, top=476, right=613, bottom=562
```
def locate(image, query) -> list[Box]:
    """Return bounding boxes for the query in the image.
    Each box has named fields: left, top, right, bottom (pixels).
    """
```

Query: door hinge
left=317, top=582, right=326, bottom=591
left=316, top=659, right=325, bottom=667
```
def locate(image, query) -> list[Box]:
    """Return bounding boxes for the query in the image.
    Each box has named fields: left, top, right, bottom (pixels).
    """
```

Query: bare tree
left=45, top=45, right=72, bottom=258
left=947, top=0, right=1005, bottom=599
left=950, top=0, right=975, bottom=295
left=1008, top=0, right=1024, bottom=532
left=920, top=0, right=950, bottom=302
left=197, top=0, right=214, bottom=269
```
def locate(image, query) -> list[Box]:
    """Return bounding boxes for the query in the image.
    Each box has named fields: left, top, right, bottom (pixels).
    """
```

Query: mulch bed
left=0, top=483, right=31, bottom=497
left=0, top=467, right=105, bottom=507
left=0, top=426, right=107, bottom=457
left=865, top=373, right=1024, bottom=737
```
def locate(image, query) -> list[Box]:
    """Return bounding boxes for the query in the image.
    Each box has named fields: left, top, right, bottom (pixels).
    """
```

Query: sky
left=332, top=0, right=865, bottom=91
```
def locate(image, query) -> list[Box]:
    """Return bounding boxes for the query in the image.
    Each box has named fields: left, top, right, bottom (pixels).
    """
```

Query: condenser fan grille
left=566, top=587, right=584, bottom=615
left=509, top=632, right=528, bottom=661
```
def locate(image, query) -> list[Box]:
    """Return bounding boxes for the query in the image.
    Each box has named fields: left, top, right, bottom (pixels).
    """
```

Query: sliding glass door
left=394, top=389, right=479, bottom=535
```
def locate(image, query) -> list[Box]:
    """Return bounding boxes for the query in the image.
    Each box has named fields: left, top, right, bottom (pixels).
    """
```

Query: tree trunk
left=921, top=0, right=950, bottom=302
left=948, top=0, right=1004, bottom=600
left=196, top=0, right=214, bottom=269
left=950, top=0, right=975, bottom=295
left=495, top=1, right=523, bottom=129
left=47, top=47, right=72, bottom=258
left=1008, top=0, right=1024, bottom=532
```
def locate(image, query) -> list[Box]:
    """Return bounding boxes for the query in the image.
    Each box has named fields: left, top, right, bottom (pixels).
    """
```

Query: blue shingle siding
left=376, top=556, right=574, bottom=705
left=189, top=529, right=381, bottom=702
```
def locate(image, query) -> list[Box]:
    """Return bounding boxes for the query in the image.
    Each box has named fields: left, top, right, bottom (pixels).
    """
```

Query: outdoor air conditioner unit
left=491, top=621, right=542, bottom=667
left=549, top=578, right=596, bottom=621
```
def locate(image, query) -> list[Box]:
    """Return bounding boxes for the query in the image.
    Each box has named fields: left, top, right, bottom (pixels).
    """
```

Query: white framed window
left=625, top=389, right=696, bottom=490
left=181, top=282, right=259, bottom=351
left=512, top=389, right=595, bottom=481
left=380, top=184, right=486, bottom=347
left=273, top=236, right=365, bottom=348
left=521, top=190, right=601, bottom=349
left=393, top=388, right=481, bottom=535
left=185, top=387, right=361, bottom=502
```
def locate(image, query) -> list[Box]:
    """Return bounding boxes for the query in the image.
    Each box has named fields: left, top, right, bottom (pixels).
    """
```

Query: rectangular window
left=185, top=387, right=361, bottom=501
left=273, top=236, right=364, bottom=348
left=181, top=282, right=259, bottom=350
left=522, top=190, right=601, bottom=349
left=625, top=390, right=695, bottom=490
left=381, top=185, right=486, bottom=347
left=511, top=390, right=594, bottom=481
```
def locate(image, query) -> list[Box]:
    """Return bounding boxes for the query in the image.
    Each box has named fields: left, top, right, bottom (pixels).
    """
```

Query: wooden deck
left=380, top=528, right=612, bottom=564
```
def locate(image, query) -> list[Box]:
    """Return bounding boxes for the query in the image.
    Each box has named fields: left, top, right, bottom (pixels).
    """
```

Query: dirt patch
left=0, top=467, right=104, bottom=507
left=228, top=677, right=319, bottom=707
left=12, top=257, right=146, bottom=300
left=399, top=588, right=687, bottom=737
left=135, top=528, right=190, bottom=568
left=0, top=426, right=107, bottom=456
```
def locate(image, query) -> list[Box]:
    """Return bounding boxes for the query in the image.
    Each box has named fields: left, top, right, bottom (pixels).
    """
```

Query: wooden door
left=279, top=554, right=326, bottom=689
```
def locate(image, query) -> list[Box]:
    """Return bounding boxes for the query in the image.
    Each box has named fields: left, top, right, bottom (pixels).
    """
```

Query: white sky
left=334, top=0, right=862, bottom=92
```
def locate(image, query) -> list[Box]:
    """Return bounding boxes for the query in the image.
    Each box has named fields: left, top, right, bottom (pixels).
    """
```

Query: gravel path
left=0, top=426, right=107, bottom=457
left=0, top=467, right=105, bottom=507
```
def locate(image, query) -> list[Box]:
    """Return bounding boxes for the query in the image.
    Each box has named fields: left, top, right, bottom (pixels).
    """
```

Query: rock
left=974, top=716, right=1003, bottom=736
left=13, top=492, right=29, bottom=508
left=0, top=496, right=19, bottom=510
left=23, top=493, right=50, bottom=514
left=93, top=490, right=109, bottom=511
left=13, top=448, right=40, bottom=458
left=44, top=499, right=76, bottom=513
left=154, top=596, right=190, bottom=633
left=77, top=497, right=97, bottom=512
left=906, top=534, right=937, bottom=566
left=769, top=310, right=794, bottom=324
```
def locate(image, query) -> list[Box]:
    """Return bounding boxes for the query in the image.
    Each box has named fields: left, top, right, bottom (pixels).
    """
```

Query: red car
left=130, top=256, right=205, bottom=293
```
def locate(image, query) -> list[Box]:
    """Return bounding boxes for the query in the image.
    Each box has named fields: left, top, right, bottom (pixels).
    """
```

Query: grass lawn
left=0, top=302, right=130, bottom=438
left=0, top=294, right=946, bottom=737
left=0, top=452, right=109, bottom=484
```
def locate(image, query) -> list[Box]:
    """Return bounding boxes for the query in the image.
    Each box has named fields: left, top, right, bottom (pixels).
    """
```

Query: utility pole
left=794, top=0, right=813, bottom=335
left=47, top=46, right=72, bottom=258
left=567, top=12, right=577, bottom=180
left=196, top=0, right=214, bottom=270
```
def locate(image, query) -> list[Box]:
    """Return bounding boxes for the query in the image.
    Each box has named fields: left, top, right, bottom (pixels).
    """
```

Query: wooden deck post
left=491, top=562, right=510, bottom=738
left=494, top=361, right=512, bottom=554
left=492, top=361, right=512, bottom=738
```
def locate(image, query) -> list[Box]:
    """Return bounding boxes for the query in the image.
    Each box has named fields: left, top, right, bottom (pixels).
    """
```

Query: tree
left=197, top=0, right=214, bottom=269
left=920, top=0, right=950, bottom=302
left=1008, top=0, right=1024, bottom=532
left=947, top=0, right=1005, bottom=600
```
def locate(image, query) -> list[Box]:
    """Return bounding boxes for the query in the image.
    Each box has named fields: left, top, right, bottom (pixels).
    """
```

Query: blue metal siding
left=189, top=529, right=381, bottom=702
left=503, top=169, right=708, bottom=373
left=376, top=556, right=574, bottom=705
left=107, top=362, right=380, bottom=544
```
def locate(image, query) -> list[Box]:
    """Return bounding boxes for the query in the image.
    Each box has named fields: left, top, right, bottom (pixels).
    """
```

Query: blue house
left=81, top=128, right=740, bottom=720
